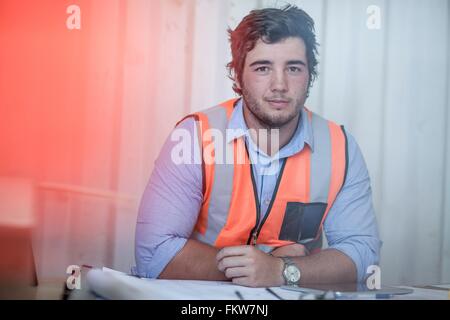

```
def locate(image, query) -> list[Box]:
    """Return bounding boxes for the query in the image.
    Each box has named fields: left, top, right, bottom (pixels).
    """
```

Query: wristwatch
left=281, top=257, right=301, bottom=286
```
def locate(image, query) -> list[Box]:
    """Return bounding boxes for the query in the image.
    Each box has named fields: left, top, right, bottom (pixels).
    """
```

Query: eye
left=287, top=66, right=302, bottom=73
left=254, top=66, right=270, bottom=73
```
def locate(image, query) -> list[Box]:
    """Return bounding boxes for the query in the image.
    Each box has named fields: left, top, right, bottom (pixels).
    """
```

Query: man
left=134, top=5, right=381, bottom=288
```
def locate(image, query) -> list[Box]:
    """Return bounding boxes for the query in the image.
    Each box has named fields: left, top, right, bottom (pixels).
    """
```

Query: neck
left=242, top=105, right=301, bottom=157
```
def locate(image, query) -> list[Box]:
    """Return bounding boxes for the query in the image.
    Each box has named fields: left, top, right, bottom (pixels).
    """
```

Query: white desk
left=70, top=268, right=449, bottom=300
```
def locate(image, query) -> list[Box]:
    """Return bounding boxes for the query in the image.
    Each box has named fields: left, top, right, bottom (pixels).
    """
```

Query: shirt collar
left=226, top=98, right=314, bottom=156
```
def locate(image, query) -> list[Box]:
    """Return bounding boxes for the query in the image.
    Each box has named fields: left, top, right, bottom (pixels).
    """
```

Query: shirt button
left=264, top=199, right=271, bottom=205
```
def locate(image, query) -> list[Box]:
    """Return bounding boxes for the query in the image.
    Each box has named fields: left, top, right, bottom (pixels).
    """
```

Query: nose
left=270, top=69, right=288, bottom=93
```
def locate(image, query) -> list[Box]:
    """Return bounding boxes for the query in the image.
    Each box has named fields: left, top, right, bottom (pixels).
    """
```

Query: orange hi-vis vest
left=177, top=98, right=348, bottom=254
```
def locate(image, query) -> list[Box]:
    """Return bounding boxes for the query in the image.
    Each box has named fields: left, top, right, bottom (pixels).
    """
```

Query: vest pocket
left=279, top=202, right=327, bottom=243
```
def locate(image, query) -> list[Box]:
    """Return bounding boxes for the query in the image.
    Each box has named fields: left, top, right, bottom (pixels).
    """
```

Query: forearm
left=291, top=248, right=357, bottom=284
left=159, top=239, right=228, bottom=281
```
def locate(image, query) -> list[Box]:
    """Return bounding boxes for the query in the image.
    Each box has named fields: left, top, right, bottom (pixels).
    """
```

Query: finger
left=216, top=245, right=251, bottom=262
left=289, top=243, right=307, bottom=253
left=272, top=243, right=309, bottom=257
left=286, top=244, right=308, bottom=256
left=217, top=256, right=250, bottom=272
left=270, top=250, right=283, bottom=258
left=304, top=246, right=310, bottom=255
left=224, top=266, right=249, bottom=279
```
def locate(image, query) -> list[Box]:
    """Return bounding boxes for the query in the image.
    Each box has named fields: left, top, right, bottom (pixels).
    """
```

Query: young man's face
left=239, top=36, right=310, bottom=128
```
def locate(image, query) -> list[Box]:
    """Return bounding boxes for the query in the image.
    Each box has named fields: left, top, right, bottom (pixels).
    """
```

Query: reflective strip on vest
left=310, top=111, right=331, bottom=204
left=298, top=109, right=332, bottom=252
left=192, top=102, right=235, bottom=244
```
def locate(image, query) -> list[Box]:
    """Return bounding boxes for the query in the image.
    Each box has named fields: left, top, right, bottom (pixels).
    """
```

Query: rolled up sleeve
left=133, top=118, right=202, bottom=278
left=324, top=130, right=382, bottom=282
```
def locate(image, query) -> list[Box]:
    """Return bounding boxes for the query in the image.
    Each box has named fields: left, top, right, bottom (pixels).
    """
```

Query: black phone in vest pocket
left=279, top=202, right=327, bottom=243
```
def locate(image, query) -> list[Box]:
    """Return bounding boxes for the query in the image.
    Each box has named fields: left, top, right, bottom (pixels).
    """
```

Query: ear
left=235, top=78, right=242, bottom=91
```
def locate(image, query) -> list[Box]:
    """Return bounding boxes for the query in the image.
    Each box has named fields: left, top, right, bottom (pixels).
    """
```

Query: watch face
left=285, top=265, right=301, bottom=283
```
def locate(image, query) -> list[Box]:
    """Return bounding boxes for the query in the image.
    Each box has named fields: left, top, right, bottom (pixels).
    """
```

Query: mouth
left=266, top=98, right=291, bottom=109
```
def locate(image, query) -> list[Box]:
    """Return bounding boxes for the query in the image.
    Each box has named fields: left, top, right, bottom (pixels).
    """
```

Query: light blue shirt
left=134, top=99, right=382, bottom=282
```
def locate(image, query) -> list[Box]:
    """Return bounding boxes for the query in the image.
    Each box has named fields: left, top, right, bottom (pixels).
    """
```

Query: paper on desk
left=433, top=284, right=450, bottom=290
left=85, top=267, right=298, bottom=300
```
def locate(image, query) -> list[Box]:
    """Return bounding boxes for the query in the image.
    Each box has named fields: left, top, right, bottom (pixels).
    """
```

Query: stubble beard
left=241, top=86, right=304, bottom=129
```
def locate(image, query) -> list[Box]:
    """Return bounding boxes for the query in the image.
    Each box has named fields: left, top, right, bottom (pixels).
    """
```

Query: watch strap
left=281, top=256, right=295, bottom=265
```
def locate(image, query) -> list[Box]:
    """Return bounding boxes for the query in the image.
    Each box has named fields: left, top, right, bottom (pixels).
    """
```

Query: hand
left=216, top=245, right=284, bottom=287
left=270, top=243, right=309, bottom=257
